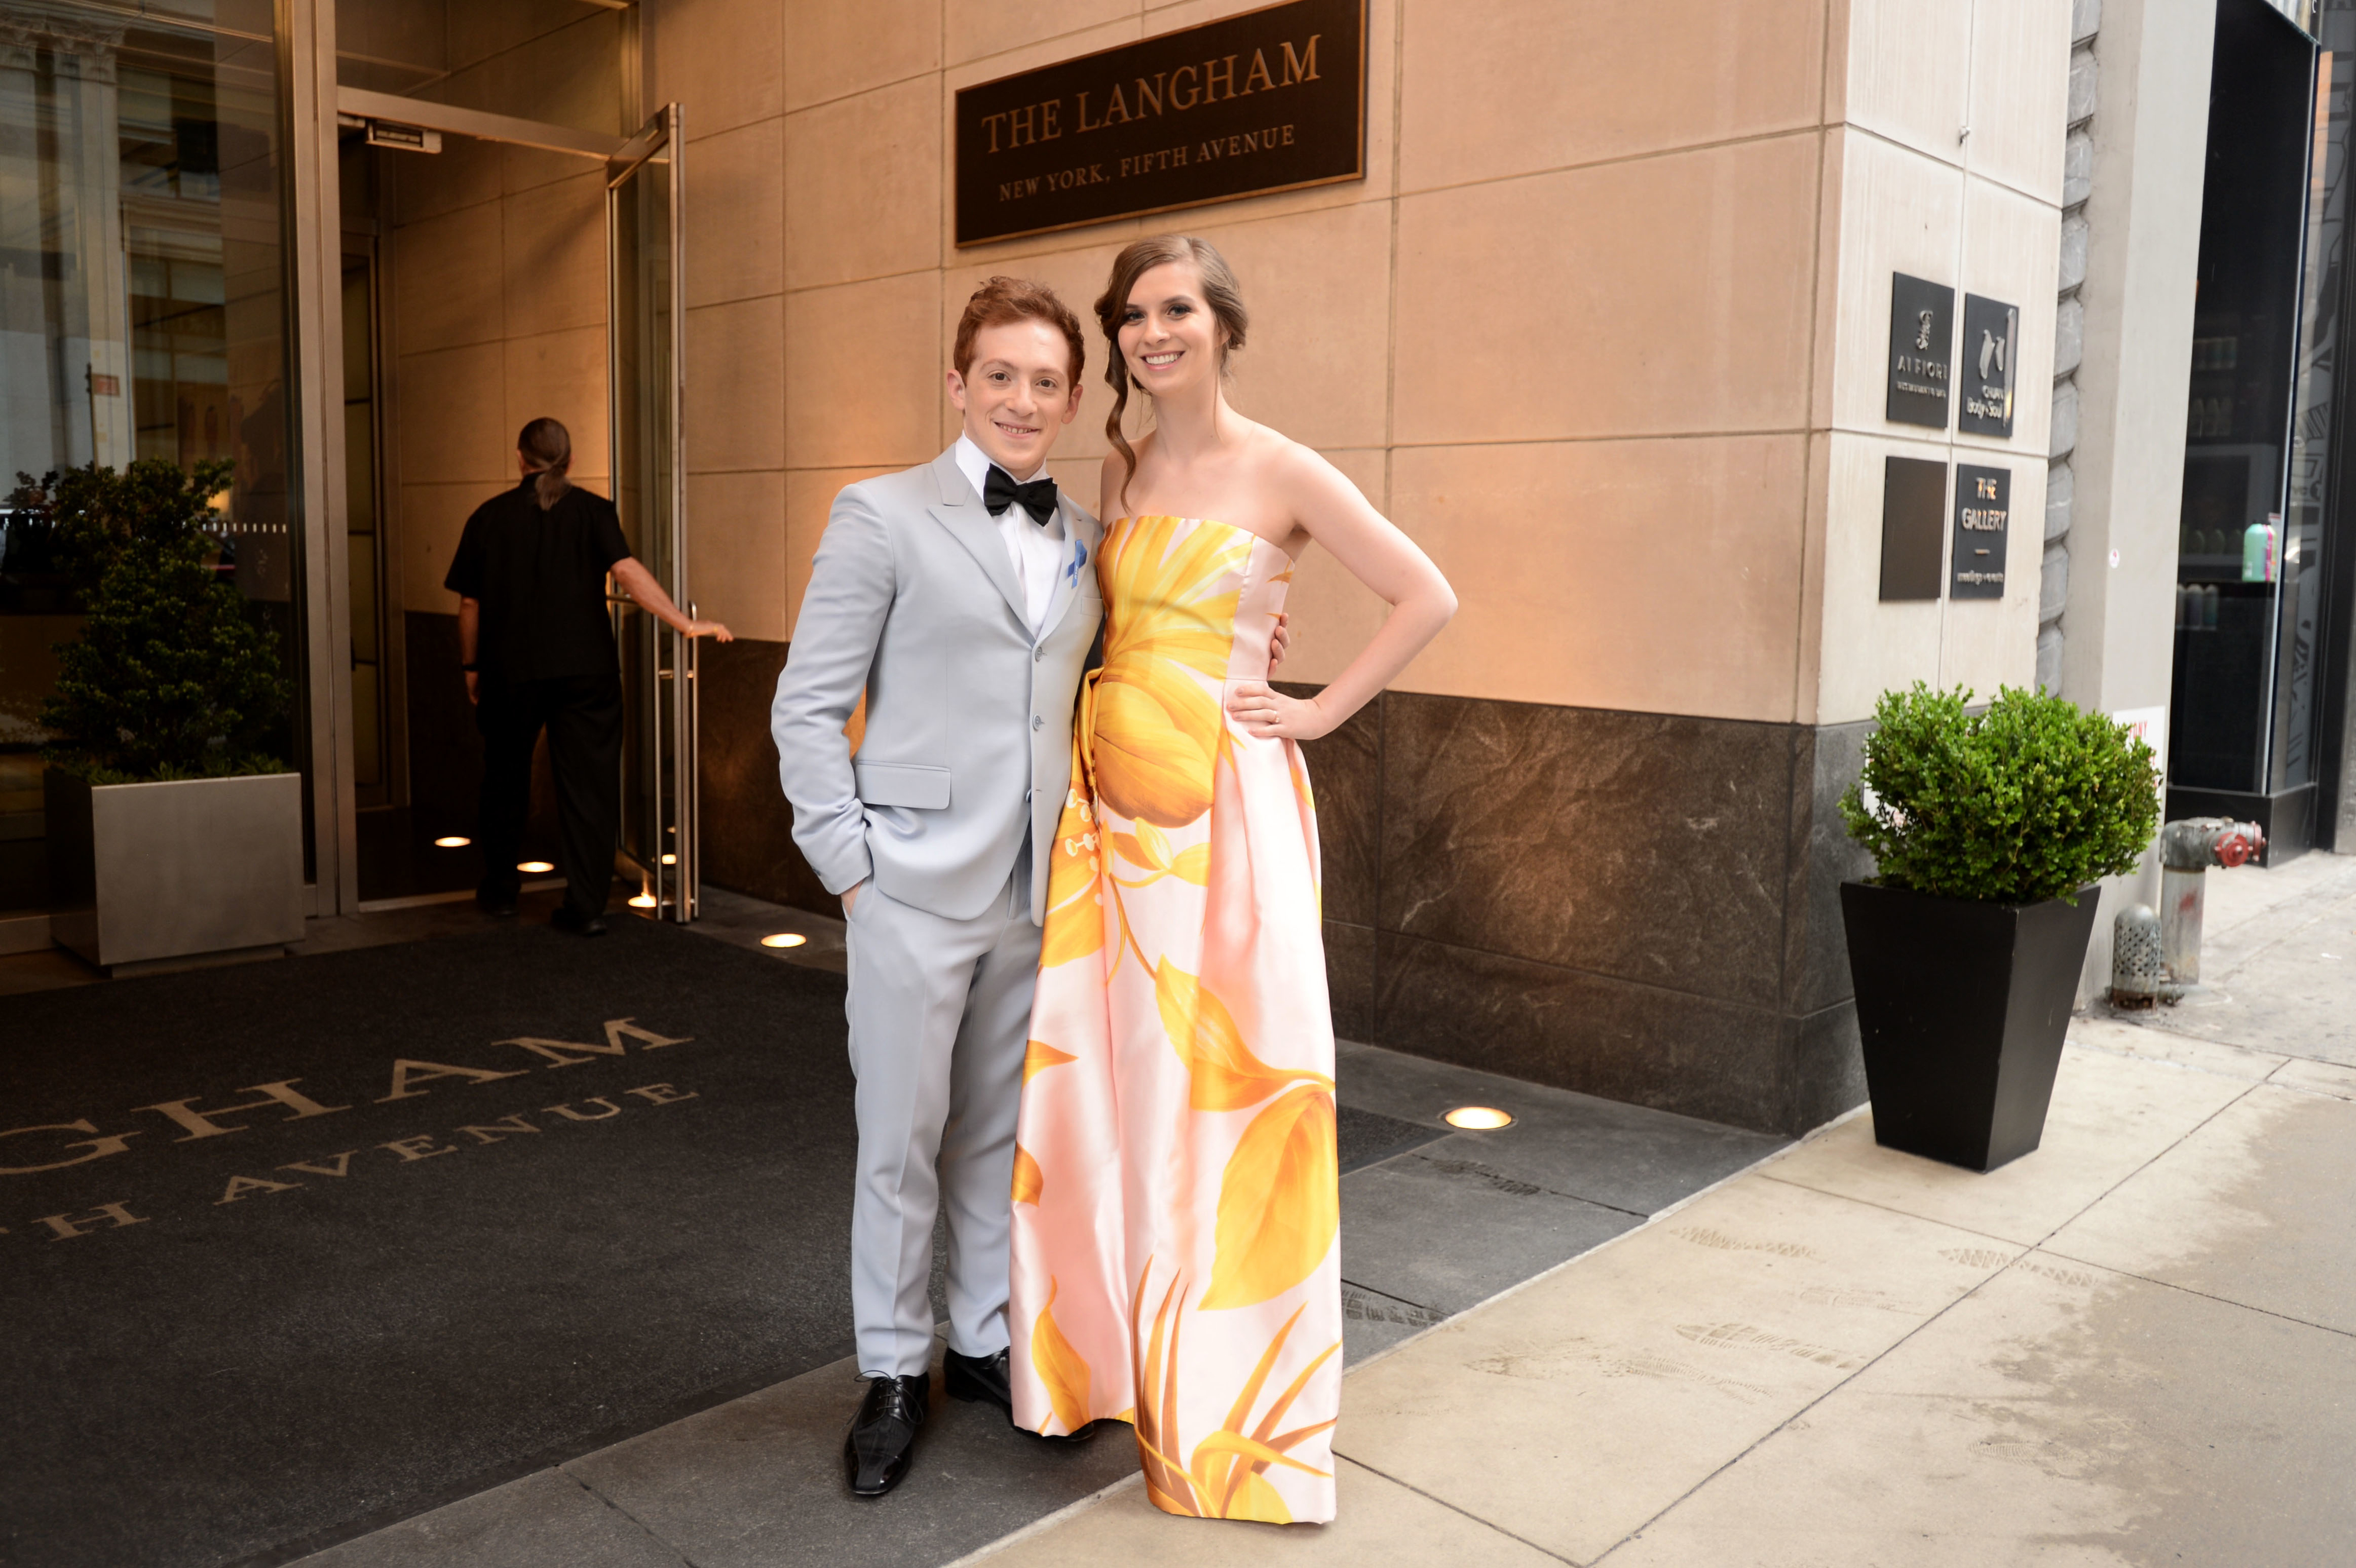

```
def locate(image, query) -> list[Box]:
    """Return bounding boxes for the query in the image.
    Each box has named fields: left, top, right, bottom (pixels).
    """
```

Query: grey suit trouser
left=842, top=851, right=1037, bottom=1379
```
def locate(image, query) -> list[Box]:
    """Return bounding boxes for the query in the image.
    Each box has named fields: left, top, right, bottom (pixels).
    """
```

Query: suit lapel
left=1038, top=494, right=1099, bottom=642
left=923, top=448, right=1028, bottom=629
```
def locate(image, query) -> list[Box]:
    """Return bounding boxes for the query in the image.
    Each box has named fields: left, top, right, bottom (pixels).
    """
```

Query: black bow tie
left=983, top=465, right=1058, bottom=525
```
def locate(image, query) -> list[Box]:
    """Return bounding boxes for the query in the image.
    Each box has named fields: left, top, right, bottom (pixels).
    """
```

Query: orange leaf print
left=1023, top=1038, right=1076, bottom=1084
left=1030, top=1279, right=1094, bottom=1435
left=1154, top=960, right=1325, bottom=1112
left=1040, top=759, right=1104, bottom=970
left=1012, top=1144, right=1043, bottom=1206
left=1200, top=1084, right=1340, bottom=1311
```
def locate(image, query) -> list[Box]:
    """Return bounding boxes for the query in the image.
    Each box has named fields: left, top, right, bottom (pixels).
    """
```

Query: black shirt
left=444, top=480, right=631, bottom=684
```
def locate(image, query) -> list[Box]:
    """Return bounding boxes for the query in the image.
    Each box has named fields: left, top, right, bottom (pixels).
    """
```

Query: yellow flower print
left=1092, top=517, right=1250, bottom=828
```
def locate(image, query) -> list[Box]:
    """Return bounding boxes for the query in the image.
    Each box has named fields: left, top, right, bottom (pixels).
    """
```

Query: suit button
left=1033, top=715, right=1044, bottom=730
left=1035, top=647, right=1044, bottom=661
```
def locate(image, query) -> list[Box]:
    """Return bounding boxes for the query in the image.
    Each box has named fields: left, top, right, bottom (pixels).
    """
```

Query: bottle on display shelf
left=2242, top=513, right=2278, bottom=583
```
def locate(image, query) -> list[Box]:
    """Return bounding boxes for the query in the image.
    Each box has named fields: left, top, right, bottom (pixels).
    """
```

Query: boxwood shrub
left=1839, top=683, right=2160, bottom=907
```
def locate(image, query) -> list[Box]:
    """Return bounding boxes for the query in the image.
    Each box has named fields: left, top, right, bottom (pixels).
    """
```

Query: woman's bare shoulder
left=1252, top=426, right=1346, bottom=491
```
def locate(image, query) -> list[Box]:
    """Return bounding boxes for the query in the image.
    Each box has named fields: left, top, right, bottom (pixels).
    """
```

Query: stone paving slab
left=1338, top=1150, right=1643, bottom=1317
left=992, top=1013, right=2356, bottom=1567
left=1597, top=1253, right=2356, bottom=1567
left=562, top=1341, right=1136, bottom=1568
left=292, top=1470, right=686, bottom=1568
left=967, top=1456, right=1560, bottom=1567
left=1764, top=1044, right=2253, bottom=1246
left=1333, top=1171, right=2017, bottom=1564
left=2113, top=853, right=2356, bottom=1066
left=2046, top=1079, right=2356, bottom=1334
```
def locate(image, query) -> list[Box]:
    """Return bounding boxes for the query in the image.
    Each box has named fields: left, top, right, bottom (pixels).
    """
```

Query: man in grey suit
left=770, top=278, right=1103, bottom=1497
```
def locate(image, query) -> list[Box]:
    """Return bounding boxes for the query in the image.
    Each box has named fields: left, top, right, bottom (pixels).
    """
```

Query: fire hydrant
left=2159, top=817, right=2266, bottom=985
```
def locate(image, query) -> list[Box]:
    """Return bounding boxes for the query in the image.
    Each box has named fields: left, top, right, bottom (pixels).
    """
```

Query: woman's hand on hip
left=1226, top=680, right=1333, bottom=741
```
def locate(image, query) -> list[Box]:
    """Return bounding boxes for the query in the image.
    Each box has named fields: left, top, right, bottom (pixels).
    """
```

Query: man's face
left=945, top=318, right=1080, bottom=480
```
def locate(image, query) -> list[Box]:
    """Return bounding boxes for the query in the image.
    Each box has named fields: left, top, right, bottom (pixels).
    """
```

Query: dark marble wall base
left=686, top=663, right=1879, bottom=1135
left=1288, top=684, right=1874, bottom=1137
left=697, top=637, right=830, bottom=912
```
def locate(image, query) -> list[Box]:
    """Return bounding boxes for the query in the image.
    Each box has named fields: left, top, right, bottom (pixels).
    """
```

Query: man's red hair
left=954, top=276, right=1086, bottom=382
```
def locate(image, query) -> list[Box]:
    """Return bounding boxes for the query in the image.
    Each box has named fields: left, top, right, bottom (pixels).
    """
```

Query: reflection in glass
left=0, top=5, right=299, bottom=914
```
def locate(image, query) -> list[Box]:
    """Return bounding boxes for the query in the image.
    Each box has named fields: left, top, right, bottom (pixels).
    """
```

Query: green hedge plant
left=9, top=458, right=289, bottom=782
left=1839, top=683, right=2160, bottom=906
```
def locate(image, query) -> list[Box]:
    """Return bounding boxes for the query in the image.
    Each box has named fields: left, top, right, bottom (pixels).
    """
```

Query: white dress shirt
left=955, top=434, right=1064, bottom=634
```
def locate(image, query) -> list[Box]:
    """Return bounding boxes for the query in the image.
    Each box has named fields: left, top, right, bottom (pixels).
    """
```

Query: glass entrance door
left=607, top=107, right=695, bottom=921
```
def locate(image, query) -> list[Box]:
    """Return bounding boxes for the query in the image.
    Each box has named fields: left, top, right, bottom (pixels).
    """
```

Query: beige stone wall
left=336, top=0, right=628, bottom=616
left=649, top=0, right=2066, bottom=722
left=1813, top=0, right=2069, bottom=725
left=384, top=138, right=613, bottom=613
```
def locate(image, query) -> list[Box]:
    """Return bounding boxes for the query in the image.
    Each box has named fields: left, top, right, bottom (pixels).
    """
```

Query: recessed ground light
left=434, top=835, right=470, bottom=848
left=628, top=893, right=659, bottom=909
left=1444, top=1106, right=1514, bottom=1130
left=661, top=853, right=677, bottom=865
left=517, top=860, right=555, bottom=874
left=761, top=932, right=808, bottom=949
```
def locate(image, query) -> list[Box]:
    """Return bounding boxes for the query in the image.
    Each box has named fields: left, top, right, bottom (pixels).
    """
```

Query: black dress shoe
left=550, top=906, right=607, bottom=937
left=475, top=890, right=517, bottom=918
left=944, top=1347, right=1011, bottom=1410
left=843, top=1374, right=928, bottom=1497
left=945, top=1348, right=1093, bottom=1441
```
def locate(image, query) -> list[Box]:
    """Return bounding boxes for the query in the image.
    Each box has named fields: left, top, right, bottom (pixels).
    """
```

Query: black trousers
left=475, top=672, right=623, bottom=916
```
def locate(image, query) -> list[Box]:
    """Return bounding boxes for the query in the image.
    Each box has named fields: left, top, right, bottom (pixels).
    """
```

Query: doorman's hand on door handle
left=611, top=556, right=734, bottom=643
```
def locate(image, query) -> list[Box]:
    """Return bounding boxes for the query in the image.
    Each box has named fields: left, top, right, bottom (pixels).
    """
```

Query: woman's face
left=1119, top=260, right=1222, bottom=401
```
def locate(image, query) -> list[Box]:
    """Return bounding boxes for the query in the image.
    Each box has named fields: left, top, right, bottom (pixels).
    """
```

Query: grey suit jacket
left=770, top=448, right=1104, bottom=925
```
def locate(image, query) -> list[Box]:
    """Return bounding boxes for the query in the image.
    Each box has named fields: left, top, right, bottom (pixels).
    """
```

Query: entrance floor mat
left=0, top=917, right=860, bottom=1568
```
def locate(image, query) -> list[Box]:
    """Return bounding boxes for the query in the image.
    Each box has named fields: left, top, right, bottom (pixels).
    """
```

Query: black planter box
left=1839, top=880, right=2100, bottom=1172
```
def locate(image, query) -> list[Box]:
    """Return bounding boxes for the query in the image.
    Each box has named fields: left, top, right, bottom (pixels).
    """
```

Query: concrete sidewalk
left=971, top=857, right=2356, bottom=1567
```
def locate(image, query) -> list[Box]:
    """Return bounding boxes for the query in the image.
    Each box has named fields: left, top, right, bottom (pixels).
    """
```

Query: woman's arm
left=1225, top=445, right=1455, bottom=741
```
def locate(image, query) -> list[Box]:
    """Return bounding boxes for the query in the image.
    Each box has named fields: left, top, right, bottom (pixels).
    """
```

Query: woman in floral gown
left=1007, top=236, right=1457, bottom=1525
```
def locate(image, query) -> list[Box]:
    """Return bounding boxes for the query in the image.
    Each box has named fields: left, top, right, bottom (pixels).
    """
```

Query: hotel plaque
left=1957, top=293, right=2018, bottom=438
left=1887, top=273, right=1954, bottom=428
left=1880, top=455, right=1947, bottom=601
left=1951, top=464, right=2010, bottom=600
left=954, top=0, right=1365, bottom=246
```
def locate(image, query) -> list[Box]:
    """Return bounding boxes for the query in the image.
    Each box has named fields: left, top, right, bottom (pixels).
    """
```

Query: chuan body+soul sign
left=954, top=0, right=1365, bottom=245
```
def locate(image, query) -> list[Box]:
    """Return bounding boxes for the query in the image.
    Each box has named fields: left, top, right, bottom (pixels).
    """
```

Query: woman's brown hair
left=518, top=416, right=572, bottom=511
left=1094, top=236, right=1248, bottom=512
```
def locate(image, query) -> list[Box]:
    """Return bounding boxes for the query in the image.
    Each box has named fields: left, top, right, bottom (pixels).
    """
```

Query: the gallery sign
left=954, top=0, right=1366, bottom=246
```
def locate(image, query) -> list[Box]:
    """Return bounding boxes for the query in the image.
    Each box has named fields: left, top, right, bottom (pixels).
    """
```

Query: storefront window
left=2170, top=0, right=2326, bottom=836
left=0, top=0, right=301, bottom=916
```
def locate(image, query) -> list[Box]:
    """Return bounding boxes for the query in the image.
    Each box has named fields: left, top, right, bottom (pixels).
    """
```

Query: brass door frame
left=607, top=104, right=694, bottom=922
